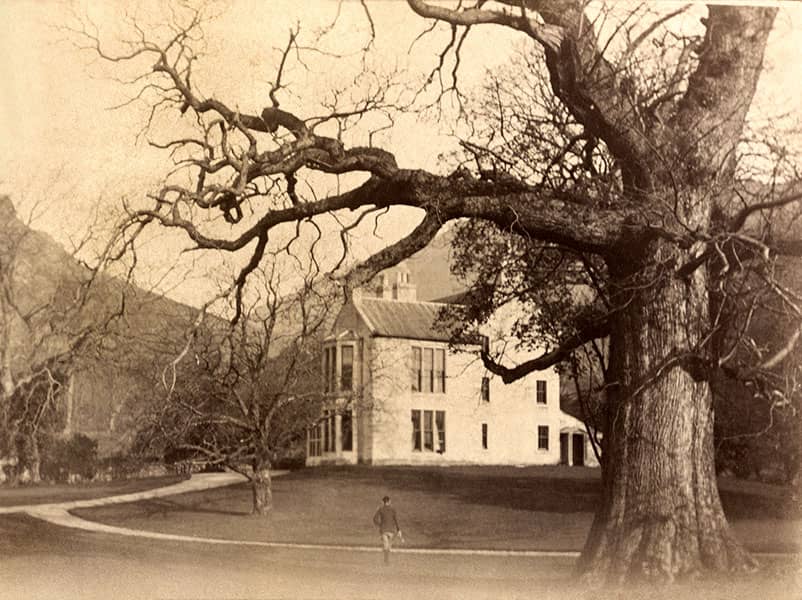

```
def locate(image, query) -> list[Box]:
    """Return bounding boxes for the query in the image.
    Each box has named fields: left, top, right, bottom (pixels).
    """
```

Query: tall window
left=411, top=410, right=421, bottom=450
left=328, top=413, right=337, bottom=452
left=323, top=344, right=355, bottom=393
left=411, top=346, right=446, bottom=393
left=341, top=346, right=354, bottom=391
left=423, top=410, right=434, bottom=451
left=322, top=411, right=330, bottom=452
left=538, top=425, right=549, bottom=450
left=536, top=380, right=547, bottom=405
left=435, top=410, right=446, bottom=453
left=411, top=347, right=422, bottom=391
left=323, top=349, right=328, bottom=385
left=482, top=423, right=488, bottom=449
left=434, top=350, right=445, bottom=393
left=423, top=348, right=433, bottom=393
left=412, top=409, right=446, bottom=453
left=341, top=410, right=353, bottom=452
left=324, top=346, right=337, bottom=393
left=481, top=377, right=490, bottom=402
left=309, top=423, right=322, bottom=457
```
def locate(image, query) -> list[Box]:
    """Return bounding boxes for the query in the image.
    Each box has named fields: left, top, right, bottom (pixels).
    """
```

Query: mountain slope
left=1, top=196, right=203, bottom=455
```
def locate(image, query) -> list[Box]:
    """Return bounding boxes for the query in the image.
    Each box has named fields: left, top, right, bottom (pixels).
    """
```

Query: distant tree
left=0, top=196, right=129, bottom=484
left=135, top=262, right=335, bottom=516
left=713, top=257, right=802, bottom=487
left=80, top=1, right=802, bottom=581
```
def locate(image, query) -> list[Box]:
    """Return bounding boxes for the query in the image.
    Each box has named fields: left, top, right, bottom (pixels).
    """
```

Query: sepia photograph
left=0, top=1, right=800, bottom=598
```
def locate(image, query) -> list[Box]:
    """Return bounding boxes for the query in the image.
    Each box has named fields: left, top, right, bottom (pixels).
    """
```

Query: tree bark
left=251, top=464, right=273, bottom=517
left=578, top=248, right=755, bottom=582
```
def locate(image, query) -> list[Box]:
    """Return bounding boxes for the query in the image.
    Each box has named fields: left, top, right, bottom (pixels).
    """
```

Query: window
left=322, top=411, right=330, bottom=452
left=323, top=348, right=329, bottom=386
left=538, top=425, right=549, bottom=450
left=324, top=346, right=337, bottom=393
left=423, top=348, right=433, bottom=393
left=536, top=380, right=547, bottom=405
left=309, top=423, right=322, bottom=457
left=330, top=347, right=338, bottom=393
left=423, top=410, right=434, bottom=451
left=323, top=344, right=355, bottom=393
left=411, top=346, right=446, bottom=393
left=328, top=413, right=337, bottom=452
left=341, top=410, right=353, bottom=452
left=412, top=347, right=422, bottom=391
left=434, top=349, right=445, bottom=393
left=341, top=346, right=354, bottom=391
left=412, top=409, right=446, bottom=453
left=319, top=411, right=336, bottom=453
left=436, top=410, right=446, bottom=453
left=481, top=376, right=490, bottom=402
left=412, top=410, right=421, bottom=451
left=482, top=423, right=488, bottom=449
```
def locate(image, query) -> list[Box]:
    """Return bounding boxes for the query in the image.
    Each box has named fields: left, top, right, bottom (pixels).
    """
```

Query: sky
left=0, top=0, right=800, bottom=308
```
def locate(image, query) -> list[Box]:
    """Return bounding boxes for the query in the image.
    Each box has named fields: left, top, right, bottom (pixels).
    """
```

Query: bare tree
left=77, top=1, right=802, bottom=581
left=135, top=259, right=336, bottom=516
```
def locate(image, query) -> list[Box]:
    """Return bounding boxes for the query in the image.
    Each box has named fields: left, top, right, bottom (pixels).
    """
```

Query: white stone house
left=306, top=267, right=598, bottom=467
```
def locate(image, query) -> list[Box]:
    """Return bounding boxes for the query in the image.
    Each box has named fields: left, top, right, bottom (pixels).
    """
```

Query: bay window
left=323, top=342, right=356, bottom=393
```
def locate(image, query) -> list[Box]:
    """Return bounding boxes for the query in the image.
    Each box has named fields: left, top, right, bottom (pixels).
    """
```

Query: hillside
left=0, top=196, right=203, bottom=455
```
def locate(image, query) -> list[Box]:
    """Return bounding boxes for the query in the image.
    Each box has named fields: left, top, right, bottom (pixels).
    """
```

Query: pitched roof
left=354, top=297, right=452, bottom=342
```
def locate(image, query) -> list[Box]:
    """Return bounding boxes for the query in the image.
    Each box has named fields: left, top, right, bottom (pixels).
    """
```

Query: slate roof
left=353, top=297, right=453, bottom=342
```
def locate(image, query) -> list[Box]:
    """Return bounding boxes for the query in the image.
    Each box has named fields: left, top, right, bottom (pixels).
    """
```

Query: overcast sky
left=0, top=1, right=800, bottom=307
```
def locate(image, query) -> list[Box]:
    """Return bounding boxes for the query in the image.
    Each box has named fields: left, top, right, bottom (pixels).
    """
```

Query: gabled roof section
left=353, top=297, right=452, bottom=342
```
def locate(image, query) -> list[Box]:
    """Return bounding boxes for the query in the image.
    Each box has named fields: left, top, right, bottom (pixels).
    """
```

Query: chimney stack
left=391, top=263, right=416, bottom=302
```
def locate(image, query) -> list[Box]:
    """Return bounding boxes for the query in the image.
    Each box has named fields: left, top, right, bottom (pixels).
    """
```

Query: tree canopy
left=75, top=0, right=802, bottom=584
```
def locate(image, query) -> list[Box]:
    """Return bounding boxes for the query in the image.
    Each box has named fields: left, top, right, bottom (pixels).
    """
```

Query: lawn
left=75, top=465, right=801, bottom=554
left=0, top=475, right=185, bottom=507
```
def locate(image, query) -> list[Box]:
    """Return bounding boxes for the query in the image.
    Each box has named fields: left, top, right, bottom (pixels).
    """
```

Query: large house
left=306, top=263, right=598, bottom=467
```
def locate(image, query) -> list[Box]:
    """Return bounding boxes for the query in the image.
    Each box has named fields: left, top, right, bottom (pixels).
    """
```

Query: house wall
left=367, top=336, right=565, bottom=465
left=308, top=297, right=599, bottom=468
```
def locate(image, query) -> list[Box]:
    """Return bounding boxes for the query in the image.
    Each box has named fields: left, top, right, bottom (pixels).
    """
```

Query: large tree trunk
left=251, top=462, right=273, bottom=517
left=578, top=248, right=755, bottom=582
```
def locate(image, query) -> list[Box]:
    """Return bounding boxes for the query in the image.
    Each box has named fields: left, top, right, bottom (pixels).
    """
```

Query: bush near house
left=40, top=433, right=98, bottom=483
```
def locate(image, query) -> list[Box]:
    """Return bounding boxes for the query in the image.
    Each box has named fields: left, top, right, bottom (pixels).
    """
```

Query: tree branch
left=481, top=314, right=610, bottom=384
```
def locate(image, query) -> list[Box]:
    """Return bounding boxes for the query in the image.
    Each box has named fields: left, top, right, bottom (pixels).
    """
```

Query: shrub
left=41, top=433, right=98, bottom=483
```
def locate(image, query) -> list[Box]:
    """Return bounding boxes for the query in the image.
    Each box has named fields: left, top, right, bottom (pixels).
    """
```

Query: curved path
left=0, top=472, right=578, bottom=557
left=0, top=473, right=795, bottom=560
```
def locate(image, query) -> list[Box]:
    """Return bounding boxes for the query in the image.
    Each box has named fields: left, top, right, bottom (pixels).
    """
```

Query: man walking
left=373, top=495, right=403, bottom=564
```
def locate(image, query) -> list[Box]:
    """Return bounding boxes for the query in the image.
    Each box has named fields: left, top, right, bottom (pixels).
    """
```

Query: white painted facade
left=306, top=272, right=598, bottom=468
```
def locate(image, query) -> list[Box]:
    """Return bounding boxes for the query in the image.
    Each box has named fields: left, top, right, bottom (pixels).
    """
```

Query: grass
left=0, top=475, right=185, bottom=507
left=4, top=511, right=798, bottom=600
left=74, top=465, right=801, bottom=554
